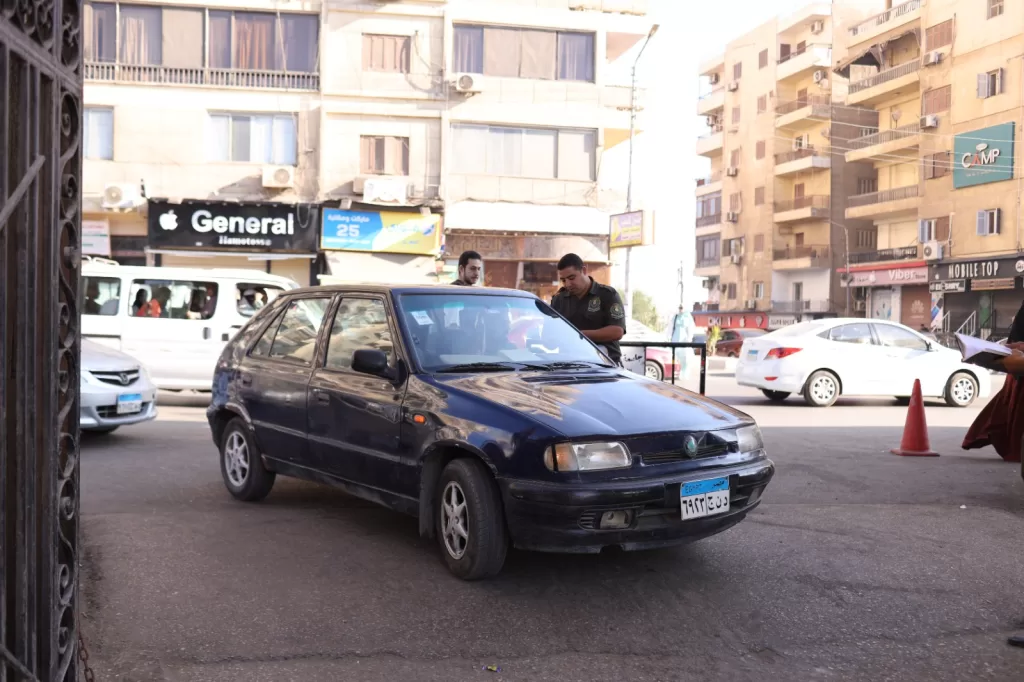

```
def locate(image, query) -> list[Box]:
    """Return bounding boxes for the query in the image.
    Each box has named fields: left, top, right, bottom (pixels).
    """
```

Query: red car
left=715, top=328, right=767, bottom=357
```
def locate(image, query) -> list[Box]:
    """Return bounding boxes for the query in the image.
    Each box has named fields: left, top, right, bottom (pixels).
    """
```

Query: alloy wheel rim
left=441, top=481, right=469, bottom=560
left=224, top=432, right=250, bottom=488
left=645, top=364, right=660, bottom=380
left=811, top=376, right=836, bottom=403
left=952, top=378, right=975, bottom=405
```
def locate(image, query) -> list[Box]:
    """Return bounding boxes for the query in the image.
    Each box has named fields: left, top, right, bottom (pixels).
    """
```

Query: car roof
left=284, top=283, right=538, bottom=298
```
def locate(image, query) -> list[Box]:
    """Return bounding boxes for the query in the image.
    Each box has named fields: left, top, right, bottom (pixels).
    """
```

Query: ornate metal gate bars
left=1, top=0, right=82, bottom=680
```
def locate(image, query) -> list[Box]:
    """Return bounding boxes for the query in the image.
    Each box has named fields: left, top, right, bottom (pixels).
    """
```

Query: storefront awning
left=145, top=249, right=315, bottom=260
left=443, top=201, right=612, bottom=237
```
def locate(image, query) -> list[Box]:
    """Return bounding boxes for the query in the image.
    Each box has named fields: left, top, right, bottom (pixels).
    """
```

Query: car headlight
left=737, top=424, right=764, bottom=453
left=543, top=442, right=631, bottom=472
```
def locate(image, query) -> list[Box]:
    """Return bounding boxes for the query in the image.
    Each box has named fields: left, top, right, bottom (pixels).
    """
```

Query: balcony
left=697, top=87, right=725, bottom=116
left=84, top=62, right=320, bottom=91
left=699, top=53, right=725, bottom=78
left=696, top=213, right=722, bottom=237
left=774, top=195, right=830, bottom=223
left=695, top=258, right=721, bottom=277
left=777, top=44, right=831, bottom=82
left=848, top=245, right=920, bottom=265
left=847, top=0, right=921, bottom=47
left=845, top=122, right=921, bottom=162
left=779, top=2, right=830, bottom=34
left=775, top=95, right=831, bottom=130
left=772, top=299, right=832, bottom=314
left=695, top=172, right=722, bottom=197
left=847, top=60, right=920, bottom=107
left=696, top=129, right=724, bottom=157
left=846, top=185, right=920, bottom=220
left=773, top=245, right=831, bottom=270
left=774, top=147, right=831, bottom=176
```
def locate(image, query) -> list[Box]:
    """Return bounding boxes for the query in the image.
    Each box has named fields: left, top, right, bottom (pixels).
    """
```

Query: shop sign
left=843, top=266, right=928, bottom=287
left=81, top=220, right=111, bottom=256
left=953, top=122, right=1016, bottom=189
left=971, top=277, right=1017, bottom=291
left=147, top=200, right=318, bottom=252
left=943, top=258, right=1017, bottom=280
left=930, top=280, right=965, bottom=293
left=321, top=209, right=442, bottom=256
left=768, top=315, right=797, bottom=329
left=609, top=210, right=652, bottom=249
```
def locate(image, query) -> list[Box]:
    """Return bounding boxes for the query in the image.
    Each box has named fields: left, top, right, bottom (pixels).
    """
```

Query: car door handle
left=240, top=373, right=252, bottom=387
left=202, top=326, right=212, bottom=340
left=313, top=389, right=330, bottom=404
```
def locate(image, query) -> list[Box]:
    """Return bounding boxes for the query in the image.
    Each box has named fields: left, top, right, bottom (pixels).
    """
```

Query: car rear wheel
left=944, top=372, right=978, bottom=408
left=220, top=418, right=275, bottom=502
left=762, top=390, right=790, bottom=403
left=436, top=458, right=508, bottom=580
left=644, top=360, right=664, bottom=381
left=803, top=370, right=840, bottom=407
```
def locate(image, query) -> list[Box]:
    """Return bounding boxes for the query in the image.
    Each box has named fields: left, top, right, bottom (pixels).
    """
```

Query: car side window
left=83, top=276, right=122, bottom=316
left=874, top=324, right=929, bottom=351
left=129, top=279, right=218, bottom=320
left=325, top=298, right=393, bottom=371
left=267, top=298, right=330, bottom=365
left=250, top=309, right=286, bottom=358
left=828, top=323, right=874, bottom=345
left=236, top=283, right=285, bottom=318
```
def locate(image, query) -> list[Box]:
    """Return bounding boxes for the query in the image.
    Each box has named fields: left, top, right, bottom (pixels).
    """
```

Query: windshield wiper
left=435, top=361, right=548, bottom=373
left=537, top=361, right=615, bottom=370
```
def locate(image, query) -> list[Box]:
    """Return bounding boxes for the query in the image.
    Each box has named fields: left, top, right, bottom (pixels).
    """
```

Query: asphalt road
left=80, top=378, right=1024, bottom=681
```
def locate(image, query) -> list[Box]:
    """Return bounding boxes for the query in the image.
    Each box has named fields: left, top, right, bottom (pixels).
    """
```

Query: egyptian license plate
left=746, top=349, right=758, bottom=361
left=116, top=393, right=143, bottom=415
left=680, top=477, right=731, bottom=520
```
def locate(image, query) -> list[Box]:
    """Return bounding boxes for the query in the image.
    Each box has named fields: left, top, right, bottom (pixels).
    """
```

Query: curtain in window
left=161, top=8, right=203, bottom=69
left=483, top=28, right=521, bottom=78
left=84, top=109, right=113, bottom=160
left=363, top=35, right=409, bottom=73
left=208, top=11, right=232, bottom=69
left=453, top=25, right=484, bottom=73
left=84, top=2, right=116, bottom=62
left=361, top=136, right=383, bottom=174
left=120, top=6, right=162, bottom=65
left=557, top=32, right=594, bottom=82
left=386, top=137, right=409, bottom=175
left=521, top=129, right=556, bottom=178
left=557, top=130, right=596, bottom=180
left=520, top=30, right=556, bottom=79
left=451, top=125, right=487, bottom=175
left=235, top=13, right=276, bottom=71
left=231, top=116, right=251, bottom=162
left=249, top=116, right=274, bottom=164
left=487, top=127, right=523, bottom=176
left=273, top=117, right=297, bottom=166
left=282, top=15, right=318, bottom=73
left=206, top=114, right=231, bottom=162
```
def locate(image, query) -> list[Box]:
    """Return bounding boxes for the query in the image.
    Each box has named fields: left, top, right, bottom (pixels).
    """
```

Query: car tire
left=644, top=360, right=664, bottom=381
left=803, top=370, right=840, bottom=407
left=86, top=426, right=119, bottom=434
left=219, top=418, right=275, bottom=502
left=944, top=372, right=978, bottom=408
left=728, top=352, right=738, bottom=359
left=436, top=458, right=508, bottom=581
left=762, top=389, right=790, bottom=403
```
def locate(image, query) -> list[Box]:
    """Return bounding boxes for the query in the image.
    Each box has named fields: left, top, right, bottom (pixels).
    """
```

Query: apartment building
left=81, top=0, right=651, bottom=296
left=693, top=3, right=877, bottom=330
left=833, top=0, right=1024, bottom=336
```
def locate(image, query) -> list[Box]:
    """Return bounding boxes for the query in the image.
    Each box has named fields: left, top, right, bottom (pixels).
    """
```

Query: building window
left=452, top=25, right=595, bottom=82
left=84, top=107, right=114, bottom=160
left=923, top=151, right=950, bottom=180
left=696, top=236, right=719, bottom=264
left=978, top=69, right=1004, bottom=98
left=731, top=107, right=740, bottom=124
left=922, top=85, right=951, bottom=114
left=755, top=141, right=765, bottom=159
left=925, top=19, right=953, bottom=49
left=919, top=217, right=950, bottom=243
left=757, top=95, right=767, bottom=113
left=362, top=34, right=411, bottom=73
left=451, top=124, right=596, bottom=181
left=732, top=62, right=742, bottom=80
left=855, top=229, right=877, bottom=249
left=210, top=11, right=318, bottom=73
left=857, top=177, right=878, bottom=194
left=206, top=113, right=298, bottom=165
left=753, top=281, right=764, bottom=299
left=84, top=2, right=116, bottom=62
left=361, top=136, right=410, bottom=175
left=988, top=0, right=1004, bottom=19
left=977, top=209, right=1001, bottom=236
left=753, top=234, right=764, bottom=252
left=697, top=192, right=721, bottom=218
left=758, top=49, right=768, bottom=69
left=727, top=282, right=737, bottom=300
left=754, top=186, right=765, bottom=205
left=729, top=149, right=740, bottom=167
left=118, top=5, right=162, bottom=65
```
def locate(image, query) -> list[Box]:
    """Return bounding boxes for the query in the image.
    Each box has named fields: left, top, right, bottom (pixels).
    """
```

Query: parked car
left=735, top=318, right=992, bottom=407
left=208, top=285, right=775, bottom=580
left=716, top=328, right=766, bottom=357
left=80, top=339, right=158, bottom=433
left=622, top=320, right=683, bottom=381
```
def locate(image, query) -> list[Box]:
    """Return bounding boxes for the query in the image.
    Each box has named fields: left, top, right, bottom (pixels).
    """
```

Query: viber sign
left=953, top=122, right=1015, bottom=189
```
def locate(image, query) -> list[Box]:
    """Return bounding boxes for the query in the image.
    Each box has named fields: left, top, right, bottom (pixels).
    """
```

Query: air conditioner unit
left=923, top=51, right=943, bottom=66
left=813, top=69, right=826, bottom=83
left=363, top=176, right=411, bottom=205
left=727, top=81, right=739, bottom=92
left=451, top=73, right=481, bottom=94
left=922, top=240, right=944, bottom=261
left=792, top=136, right=808, bottom=150
left=726, top=211, right=740, bottom=222
left=920, top=114, right=939, bottom=129
left=726, top=167, right=739, bottom=177
left=709, top=73, right=721, bottom=85
left=853, top=300, right=866, bottom=312
left=702, top=279, right=713, bottom=289
left=744, top=299, right=756, bottom=309
left=810, top=20, right=825, bottom=34
left=730, top=253, right=742, bottom=264
left=261, top=166, right=295, bottom=189
left=101, top=183, right=144, bottom=210
left=706, top=115, right=721, bottom=127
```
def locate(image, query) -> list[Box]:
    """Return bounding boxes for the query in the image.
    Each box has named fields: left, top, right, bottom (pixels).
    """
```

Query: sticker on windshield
left=410, top=311, right=433, bottom=326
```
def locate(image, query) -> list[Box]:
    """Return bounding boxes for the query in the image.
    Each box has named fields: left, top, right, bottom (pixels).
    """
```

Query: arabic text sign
left=321, top=209, right=442, bottom=255
left=609, top=211, right=648, bottom=248
left=953, top=122, right=1016, bottom=188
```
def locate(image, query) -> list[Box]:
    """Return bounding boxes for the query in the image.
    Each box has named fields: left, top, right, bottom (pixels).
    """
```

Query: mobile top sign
left=953, top=122, right=1016, bottom=189
left=147, top=200, right=319, bottom=252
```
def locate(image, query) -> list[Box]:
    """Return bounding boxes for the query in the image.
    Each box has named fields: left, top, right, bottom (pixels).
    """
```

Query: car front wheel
left=762, top=389, right=790, bottom=403
left=644, top=360, right=664, bottom=381
left=436, top=458, right=508, bottom=580
left=803, top=370, right=840, bottom=407
left=220, top=418, right=275, bottom=502
left=944, top=372, right=978, bottom=408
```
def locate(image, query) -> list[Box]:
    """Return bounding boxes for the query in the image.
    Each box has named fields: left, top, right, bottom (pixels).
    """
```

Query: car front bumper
left=80, top=378, right=159, bottom=430
left=499, top=459, right=775, bottom=553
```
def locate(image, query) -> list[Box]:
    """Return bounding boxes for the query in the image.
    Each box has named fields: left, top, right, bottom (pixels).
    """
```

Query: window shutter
left=976, top=210, right=987, bottom=235
left=977, top=73, right=988, bottom=98
left=997, top=68, right=1005, bottom=94
left=917, top=220, right=927, bottom=243
left=936, top=216, right=951, bottom=242
left=994, top=209, right=1002, bottom=234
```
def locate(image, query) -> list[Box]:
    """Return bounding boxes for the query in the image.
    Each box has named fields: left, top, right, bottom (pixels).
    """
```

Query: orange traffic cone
left=891, top=378, right=938, bottom=457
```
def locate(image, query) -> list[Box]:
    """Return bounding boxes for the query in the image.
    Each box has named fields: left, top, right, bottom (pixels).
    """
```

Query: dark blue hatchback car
left=208, top=285, right=775, bottom=579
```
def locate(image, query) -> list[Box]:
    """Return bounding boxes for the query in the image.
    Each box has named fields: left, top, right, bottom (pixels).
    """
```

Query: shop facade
left=927, top=254, right=1024, bottom=337
left=146, top=199, right=319, bottom=285
left=81, top=209, right=150, bottom=266
left=839, top=261, right=930, bottom=329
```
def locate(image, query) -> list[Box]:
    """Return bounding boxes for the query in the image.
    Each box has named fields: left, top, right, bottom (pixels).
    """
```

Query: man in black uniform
left=452, top=250, right=483, bottom=286
left=549, top=253, right=626, bottom=365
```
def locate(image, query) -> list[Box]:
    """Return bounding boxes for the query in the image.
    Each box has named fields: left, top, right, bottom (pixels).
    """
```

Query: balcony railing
left=696, top=258, right=720, bottom=269
left=699, top=86, right=725, bottom=100
left=847, top=122, right=920, bottom=150
left=849, top=0, right=921, bottom=37
left=774, top=146, right=829, bottom=165
left=778, top=43, right=830, bottom=64
left=848, top=245, right=919, bottom=264
left=847, top=184, right=919, bottom=208
left=773, top=245, right=831, bottom=261
left=696, top=214, right=722, bottom=227
left=696, top=172, right=723, bottom=187
left=772, top=300, right=832, bottom=313
left=774, top=195, right=830, bottom=212
left=699, top=126, right=723, bottom=139
left=84, top=62, right=320, bottom=90
left=848, top=60, right=920, bottom=95
left=776, top=94, right=830, bottom=116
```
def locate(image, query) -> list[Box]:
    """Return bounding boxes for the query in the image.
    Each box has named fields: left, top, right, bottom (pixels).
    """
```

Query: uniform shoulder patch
left=610, top=302, right=625, bottom=320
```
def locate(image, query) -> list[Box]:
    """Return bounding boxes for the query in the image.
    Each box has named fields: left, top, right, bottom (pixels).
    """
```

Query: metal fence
left=619, top=341, right=708, bottom=396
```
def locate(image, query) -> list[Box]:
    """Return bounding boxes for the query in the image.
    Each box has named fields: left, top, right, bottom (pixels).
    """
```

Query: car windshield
left=398, top=293, right=613, bottom=372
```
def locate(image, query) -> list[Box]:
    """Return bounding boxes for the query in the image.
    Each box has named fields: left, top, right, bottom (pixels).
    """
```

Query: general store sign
left=147, top=200, right=318, bottom=252
left=953, top=122, right=1016, bottom=189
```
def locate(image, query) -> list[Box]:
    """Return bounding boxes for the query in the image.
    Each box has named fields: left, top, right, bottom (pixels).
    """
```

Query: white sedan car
left=735, top=318, right=991, bottom=408
left=81, top=339, right=158, bottom=433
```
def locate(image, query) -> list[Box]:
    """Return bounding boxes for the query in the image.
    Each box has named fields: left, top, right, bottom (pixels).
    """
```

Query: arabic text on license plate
left=747, top=349, right=758, bottom=360
left=680, top=477, right=730, bottom=520
left=117, top=393, right=143, bottom=415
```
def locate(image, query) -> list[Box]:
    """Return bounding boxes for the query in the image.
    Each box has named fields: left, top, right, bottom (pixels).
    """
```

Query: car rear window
left=769, top=321, right=829, bottom=337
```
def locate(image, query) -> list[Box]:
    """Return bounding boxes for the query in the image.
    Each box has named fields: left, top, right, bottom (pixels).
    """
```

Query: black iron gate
left=1, top=1, right=82, bottom=680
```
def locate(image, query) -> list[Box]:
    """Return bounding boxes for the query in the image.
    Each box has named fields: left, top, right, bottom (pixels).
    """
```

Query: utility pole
left=624, top=23, right=659, bottom=321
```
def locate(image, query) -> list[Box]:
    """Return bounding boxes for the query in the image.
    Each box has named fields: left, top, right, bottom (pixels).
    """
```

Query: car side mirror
left=352, top=349, right=394, bottom=380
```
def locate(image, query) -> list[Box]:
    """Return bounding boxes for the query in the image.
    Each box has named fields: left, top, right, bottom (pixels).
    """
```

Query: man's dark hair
left=458, top=250, right=482, bottom=268
left=557, top=253, right=585, bottom=270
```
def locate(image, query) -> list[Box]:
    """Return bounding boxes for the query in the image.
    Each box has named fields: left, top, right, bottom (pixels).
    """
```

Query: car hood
left=432, top=369, right=751, bottom=438
left=82, top=339, right=140, bottom=372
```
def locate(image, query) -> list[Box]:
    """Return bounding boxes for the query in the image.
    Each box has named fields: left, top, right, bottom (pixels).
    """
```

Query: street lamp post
left=623, top=23, right=659, bottom=321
